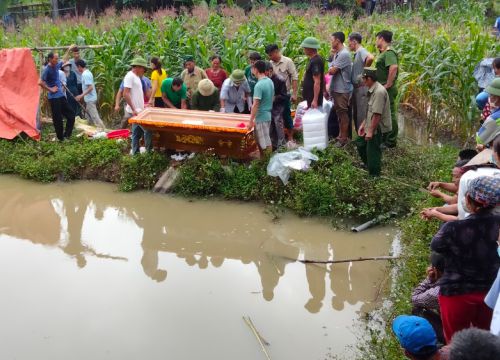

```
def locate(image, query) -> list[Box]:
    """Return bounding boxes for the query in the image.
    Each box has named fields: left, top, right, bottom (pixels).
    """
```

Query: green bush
left=119, top=151, right=169, bottom=192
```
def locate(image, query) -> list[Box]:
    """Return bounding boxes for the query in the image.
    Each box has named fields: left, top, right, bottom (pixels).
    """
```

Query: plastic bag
left=267, top=148, right=319, bottom=185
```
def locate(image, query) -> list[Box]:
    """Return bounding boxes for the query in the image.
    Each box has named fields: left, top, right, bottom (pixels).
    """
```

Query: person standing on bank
left=122, top=57, right=152, bottom=155
left=265, top=61, right=288, bottom=150
left=74, top=60, right=105, bottom=130
left=148, top=57, right=167, bottom=108
left=245, top=51, right=262, bottom=97
left=265, top=44, right=299, bottom=142
left=248, top=60, right=274, bottom=157
left=328, top=32, right=353, bottom=147
left=205, top=55, right=228, bottom=91
left=375, top=30, right=399, bottom=148
left=300, top=37, right=325, bottom=110
left=69, top=46, right=84, bottom=116
left=348, top=32, right=374, bottom=132
left=40, top=48, right=75, bottom=141
left=180, top=56, right=207, bottom=106
left=355, top=68, right=392, bottom=177
left=62, top=61, right=79, bottom=116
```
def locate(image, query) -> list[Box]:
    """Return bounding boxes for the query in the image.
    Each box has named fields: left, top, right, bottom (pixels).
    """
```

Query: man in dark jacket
left=265, top=62, right=288, bottom=150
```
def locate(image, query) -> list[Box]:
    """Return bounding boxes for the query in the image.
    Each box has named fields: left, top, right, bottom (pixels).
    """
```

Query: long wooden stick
left=299, top=255, right=400, bottom=264
left=243, top=316, right=272, bottom=360
left=31, top=45, right=106, bottom=51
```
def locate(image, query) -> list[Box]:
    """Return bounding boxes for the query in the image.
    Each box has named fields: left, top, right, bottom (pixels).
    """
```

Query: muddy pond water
left=0, top=176, right=395, bottom=360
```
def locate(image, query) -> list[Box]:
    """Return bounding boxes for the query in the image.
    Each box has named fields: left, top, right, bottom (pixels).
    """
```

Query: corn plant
left=2, top=4, right=497, bottom=142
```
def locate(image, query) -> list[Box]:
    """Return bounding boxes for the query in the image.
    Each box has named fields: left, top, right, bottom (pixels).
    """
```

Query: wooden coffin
left=129, top=108, right=257, bottom=159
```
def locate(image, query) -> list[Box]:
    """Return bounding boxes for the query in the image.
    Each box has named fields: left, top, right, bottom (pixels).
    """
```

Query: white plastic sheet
left=267, top=148, right=319, bottom=185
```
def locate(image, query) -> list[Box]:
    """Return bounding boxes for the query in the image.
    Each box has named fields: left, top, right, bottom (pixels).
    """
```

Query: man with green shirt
left=245, top=51, right=262, bottom=97
left=249, top=60, right=275, bottom=156
left=161, top=77, right=187, bottom=109
left=375, top=30, right=399, bottom=148
left=355, top=68, right=392, bottom=176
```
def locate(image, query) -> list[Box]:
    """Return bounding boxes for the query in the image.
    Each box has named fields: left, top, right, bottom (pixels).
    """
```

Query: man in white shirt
left=122, top=57, right=151, bottom=155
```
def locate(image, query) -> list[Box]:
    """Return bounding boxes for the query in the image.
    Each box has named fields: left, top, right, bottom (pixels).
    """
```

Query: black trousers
left=49, top=96, right=75, bottom=140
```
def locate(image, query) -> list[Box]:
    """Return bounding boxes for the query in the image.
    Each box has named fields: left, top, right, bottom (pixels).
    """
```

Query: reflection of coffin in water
left=129, top=108, right=258, bottom=159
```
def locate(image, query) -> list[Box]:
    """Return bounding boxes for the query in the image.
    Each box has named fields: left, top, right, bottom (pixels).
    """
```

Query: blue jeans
left=131, top=124, right=153, bottom=155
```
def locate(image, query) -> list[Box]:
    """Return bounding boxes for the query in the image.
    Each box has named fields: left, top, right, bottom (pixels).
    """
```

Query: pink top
left=206, top=68, right=228, bottom=90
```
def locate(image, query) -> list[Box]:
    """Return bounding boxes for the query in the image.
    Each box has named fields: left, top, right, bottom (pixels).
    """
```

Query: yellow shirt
left=151, top=69, right=167, bottom=98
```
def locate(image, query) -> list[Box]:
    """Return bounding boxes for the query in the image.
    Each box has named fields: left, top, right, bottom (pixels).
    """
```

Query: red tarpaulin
left=0, top=48, right=40, bottom=140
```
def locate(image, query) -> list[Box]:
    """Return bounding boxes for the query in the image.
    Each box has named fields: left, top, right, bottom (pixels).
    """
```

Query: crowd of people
left=391, top=72, right=500, bottom=358
left=39, top=30, right=402, bottom=170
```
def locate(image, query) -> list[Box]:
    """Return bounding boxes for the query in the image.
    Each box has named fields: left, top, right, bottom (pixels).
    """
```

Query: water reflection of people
left=134, top=213, right=168, bottom=283
left=330, top=261, right=386, bottom=313
left=305, top=264, right=327, bottom=313
left=62, top=198, right=88, bottom=268
left=303, top=241, right=329, bottom=313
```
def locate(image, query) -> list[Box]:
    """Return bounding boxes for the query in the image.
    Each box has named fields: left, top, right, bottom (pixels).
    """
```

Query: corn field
left=1, top=3, right=498, bottom=142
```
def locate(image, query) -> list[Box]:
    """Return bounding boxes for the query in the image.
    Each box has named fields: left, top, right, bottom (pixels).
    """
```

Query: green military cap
left=130, top=57, right=148, bottom=68
left=230, top=69, right=246, bottom=84
left=183, top=55, right=195, bottom=64
left=300, top=37, right=320, bottom=49
left=486, top=78, right=500, bottom=97
left=362, top=67, right=377, bottom=80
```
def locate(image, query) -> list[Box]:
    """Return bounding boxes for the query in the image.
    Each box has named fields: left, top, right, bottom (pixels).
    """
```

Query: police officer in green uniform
left=355, top=68, right=392, bottom=176
left=375, top=30, right=399, bottom=148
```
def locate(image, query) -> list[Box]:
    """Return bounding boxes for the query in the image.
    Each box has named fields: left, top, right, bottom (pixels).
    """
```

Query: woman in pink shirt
left=205, top=55, right=228, bottom=91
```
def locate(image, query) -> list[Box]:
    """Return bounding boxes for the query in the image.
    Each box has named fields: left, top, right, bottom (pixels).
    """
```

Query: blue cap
left=392, top=315, right=437, bottom=355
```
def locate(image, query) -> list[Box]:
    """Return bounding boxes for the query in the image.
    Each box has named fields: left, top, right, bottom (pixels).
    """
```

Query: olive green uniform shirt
left=180, top=66, right=208, bottom=97
left=366, top=81, right=392, bottom=134
left=190, top=89, right=220, bottom=112
left=375, top=48, right=399, bottom=87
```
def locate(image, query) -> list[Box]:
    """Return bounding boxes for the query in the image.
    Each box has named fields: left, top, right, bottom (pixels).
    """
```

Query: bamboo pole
left=31, top=45, right=106, bottom=51
left=299, top=256, right=400, bottom=264
left=243, top=316, right=272, bottom=360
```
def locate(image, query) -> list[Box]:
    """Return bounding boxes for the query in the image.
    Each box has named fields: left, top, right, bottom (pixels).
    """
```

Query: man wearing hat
left=122, top=57, right=152, bottom=155
left=161, top=77, right=188, bottom=110
left=354, top=68, right=392, bottom=176
left=62, top=61, right=79, bottom=116
left=300, top=37, right=325, bottom=110
left=191, top=79, right=220, bottom=112
left=392, top=315, right=447, bottom=359
left=220, top=69, right=251, bottom=114
left=476, top=78, right=500, bottom=149
left=180, top=56, right=207, bottom=105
